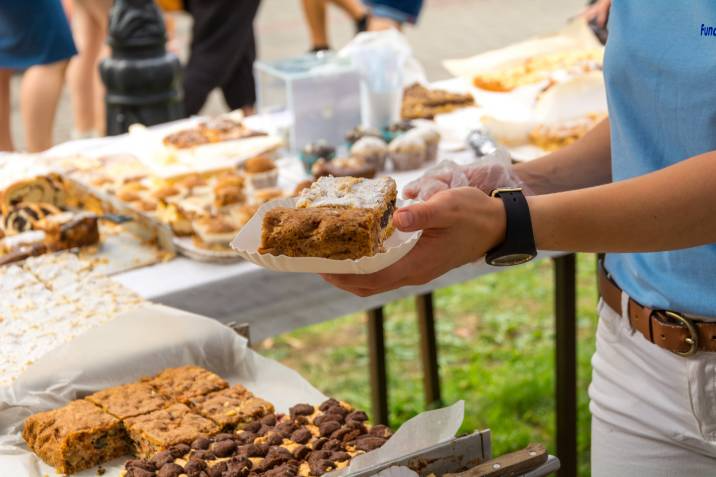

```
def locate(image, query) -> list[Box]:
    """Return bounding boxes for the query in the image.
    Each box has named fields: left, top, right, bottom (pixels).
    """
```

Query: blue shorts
left=365, top=0, right=424, bottom=25
left=0, top=0, right=77, bottom=69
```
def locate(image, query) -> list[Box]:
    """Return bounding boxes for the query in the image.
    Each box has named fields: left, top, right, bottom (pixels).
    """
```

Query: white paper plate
left=231, top=197, right=421, bottom=274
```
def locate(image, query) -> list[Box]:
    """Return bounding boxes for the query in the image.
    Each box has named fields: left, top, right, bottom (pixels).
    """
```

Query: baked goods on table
left=300, top=141, right=336, bottom=174
left=528, top=113, right=606, bottom=151
left=472, top=47, right=603, bottom=92
left=163, top=118, right=266, bottom=150
left=401, top=83, right=475, bottom=120
left=22, top=399, right=131, bottom=475
left=61, top=152, right=257, bottom=253
left=125, top=403, right=221, bottom=459
left=350, top=136, right=388, bottom=171
left=345, top=126, right=382, bottom=147
left=189, top=384, right=275, bottom=430
left=243, top=156, right=279, bottom=190
left=120, top=397, right=391, bottom=477
left=0, top=252, right=144, bottom=387
left=259, top=176, right=397, bottom=260
left=311, top=156, right=377, bottom=179
left=0, top=171, right=104, bottom=265
left=21, top=364, right=391, bottom=476
left=389, top=133, right=427, bottom=171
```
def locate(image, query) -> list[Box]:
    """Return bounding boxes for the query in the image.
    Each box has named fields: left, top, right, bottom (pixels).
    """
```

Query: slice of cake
left=258, top=176, right=397, bottom=260
left=144, top=365, right=229, bottom=403
left=22, top=399, right=130, bottom=474
left=188, top=384, right=274, bottom=430
left=124, top=403, right=219, bottom=458
left=86, top=382, right=170, bottom=420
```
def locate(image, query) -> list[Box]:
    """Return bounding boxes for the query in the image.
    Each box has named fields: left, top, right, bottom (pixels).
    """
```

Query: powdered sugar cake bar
left=259, top=177, right=397, bottom=260
left=0, top=252, right=144, bottom=387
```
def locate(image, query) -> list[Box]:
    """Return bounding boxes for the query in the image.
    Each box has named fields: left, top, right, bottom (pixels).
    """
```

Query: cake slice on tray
left=258, top=176, right=397, bottom=260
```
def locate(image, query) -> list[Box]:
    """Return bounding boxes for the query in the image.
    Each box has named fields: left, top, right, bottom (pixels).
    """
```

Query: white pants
left=589, top=300, right=716, bottom=476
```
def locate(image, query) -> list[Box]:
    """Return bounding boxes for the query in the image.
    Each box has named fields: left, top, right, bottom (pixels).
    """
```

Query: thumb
left=393, top=200, right=450, bottom=232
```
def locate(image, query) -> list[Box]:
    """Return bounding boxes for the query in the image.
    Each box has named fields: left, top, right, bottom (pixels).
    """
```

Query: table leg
left=367, top=307, right=389, bottom=426
left=416, top=293, right=442, bottom=409
left=553, top=254, right=577, bottom=477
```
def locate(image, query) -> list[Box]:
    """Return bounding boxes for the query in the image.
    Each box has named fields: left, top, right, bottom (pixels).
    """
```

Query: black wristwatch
left=485, top=188, right=537, bottom=267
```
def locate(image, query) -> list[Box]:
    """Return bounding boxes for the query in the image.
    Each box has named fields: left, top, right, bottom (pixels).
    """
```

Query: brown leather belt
left=598, top=260, right=716, bottom=356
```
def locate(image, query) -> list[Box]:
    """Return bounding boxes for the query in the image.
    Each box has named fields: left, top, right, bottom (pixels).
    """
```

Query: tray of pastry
left=55, top=151, right=298, bottom=264
left=1, top=303, right=464, bottom=477
left=127, top=112, right=284, bottom=179
left=0, top=156, right=174, bottom=272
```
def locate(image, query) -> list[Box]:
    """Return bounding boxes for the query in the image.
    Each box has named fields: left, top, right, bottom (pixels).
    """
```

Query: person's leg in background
left=301, top=0, right=367, bottom=52
left=220, top=28, right=257, bottom=115
left=183, top=0, right=261, bottom=116
left=330, top=0, right=369, bottom=33
left=0, top=69, right=14, bottom=151
left=301, top=0, right=330, bottom=52
left=66, top=0, right=112, bottom=138
left=21, top=60, right=69, bottom=152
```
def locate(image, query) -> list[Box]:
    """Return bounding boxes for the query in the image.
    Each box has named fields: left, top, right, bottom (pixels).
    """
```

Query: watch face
left=489, top=253, right=535, bottom=267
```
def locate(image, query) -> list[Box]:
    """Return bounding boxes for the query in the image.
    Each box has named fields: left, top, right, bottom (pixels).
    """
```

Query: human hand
left=403, top=149, right=528, bottom=201
left=321, top=187, right=506, bottom=297
left=581, top=0, right=611, bottom=28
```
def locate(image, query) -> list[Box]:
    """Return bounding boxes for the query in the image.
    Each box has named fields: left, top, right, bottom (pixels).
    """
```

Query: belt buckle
left=662, top=311, right=699, bottom=357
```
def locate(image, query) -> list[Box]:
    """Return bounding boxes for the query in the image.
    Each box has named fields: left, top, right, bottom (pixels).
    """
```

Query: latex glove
left=403, top=149, right=529, bottom=201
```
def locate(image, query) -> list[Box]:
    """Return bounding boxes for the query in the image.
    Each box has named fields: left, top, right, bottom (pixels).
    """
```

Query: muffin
left=300, top=141, right=336, bottom=174
left=389, top=133, right=426, bottom=171
left=383, top=120, right=415, bottom=142
left=407, top=126, right=441, bottom=162
left=311, top=156, right=377, bottom=179
left=350, top=136, right=388, bottom=171
left=243, top=155, right=278, bottom=189
left=345, top=126, right=382, bottom=147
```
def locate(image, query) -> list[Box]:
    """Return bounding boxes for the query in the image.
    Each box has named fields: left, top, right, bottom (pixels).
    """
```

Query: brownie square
left=22, top=399, right=130, bottom=474
left=189, top=384, right=275, bottom=430
left=144, top=365, right=228, bottom=403
left=85, top=382, right=170, bottom=420
left=124, top=403, right=219, bottom=458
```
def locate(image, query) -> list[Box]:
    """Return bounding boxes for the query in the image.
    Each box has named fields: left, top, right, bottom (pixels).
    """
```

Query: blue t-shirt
left=604, top=1, right=716, bottom=316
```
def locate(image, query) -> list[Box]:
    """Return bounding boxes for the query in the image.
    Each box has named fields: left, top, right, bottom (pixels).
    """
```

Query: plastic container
left=254, top=53, right=361, bottom=152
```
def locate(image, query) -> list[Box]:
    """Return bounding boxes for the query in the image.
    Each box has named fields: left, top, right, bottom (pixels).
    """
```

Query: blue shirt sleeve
left=364, top=0, right=424, bottom=24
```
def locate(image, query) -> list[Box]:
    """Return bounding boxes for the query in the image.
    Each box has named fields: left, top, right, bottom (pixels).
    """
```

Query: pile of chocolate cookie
left=123, top=398, right=391, bottom=477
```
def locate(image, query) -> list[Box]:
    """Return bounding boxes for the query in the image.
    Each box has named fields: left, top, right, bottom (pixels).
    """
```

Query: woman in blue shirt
left=325, top=2, right=716, bottom=474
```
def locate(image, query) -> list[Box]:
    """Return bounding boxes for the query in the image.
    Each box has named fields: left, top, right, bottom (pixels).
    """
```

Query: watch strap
left=486, top=189, right=537, bottom=266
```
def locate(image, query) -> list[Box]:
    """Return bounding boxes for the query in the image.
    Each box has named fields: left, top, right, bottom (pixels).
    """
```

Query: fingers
left=393, top=192, right=454, bottom=232
left=320, top=241, right=437, bottom=296
left=403, top=177, right=448, bottom=201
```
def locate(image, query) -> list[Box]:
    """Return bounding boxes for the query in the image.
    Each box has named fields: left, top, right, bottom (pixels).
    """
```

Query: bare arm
left=515, top=118, right=612, bottom=194
left=529, top=150, right=716, bottom=252
left=324, top=141, right=716, bottom=296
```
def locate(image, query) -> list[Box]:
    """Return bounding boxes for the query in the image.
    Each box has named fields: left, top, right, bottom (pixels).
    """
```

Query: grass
left=257, top=253, right=599, bottom=476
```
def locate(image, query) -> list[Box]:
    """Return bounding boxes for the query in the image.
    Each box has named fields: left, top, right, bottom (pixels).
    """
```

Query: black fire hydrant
left=100, top=0, right=183, bottom=136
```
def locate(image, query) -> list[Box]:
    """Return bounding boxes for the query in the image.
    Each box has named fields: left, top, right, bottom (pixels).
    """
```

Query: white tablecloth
left=114, top=252, right=561, bottom=341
